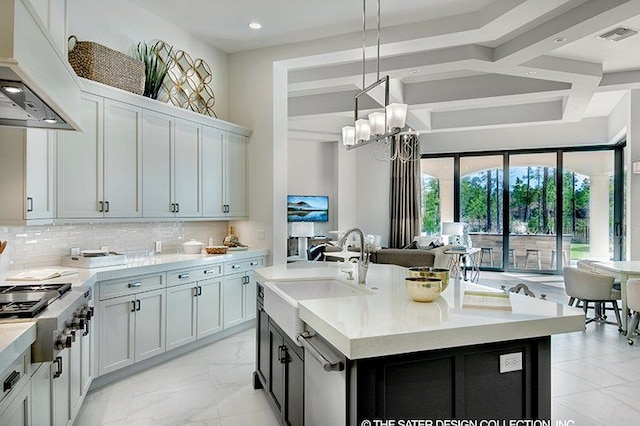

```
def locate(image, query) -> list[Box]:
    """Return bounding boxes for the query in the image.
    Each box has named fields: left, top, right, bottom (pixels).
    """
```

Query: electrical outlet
left=256, top=229, right=265, bottom=240
left=499, top=352, right=522, bottom=373
left=155, top=241, right=162, bottom=253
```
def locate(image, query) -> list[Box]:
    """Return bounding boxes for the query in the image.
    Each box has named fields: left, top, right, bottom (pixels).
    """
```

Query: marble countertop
left=0, top=249, right=269, bottom=288
left=0, top=322, right=36, bottom=373
left=0, top=249, right=269, bottom=365
left=256, top=262, right=585, bottom=359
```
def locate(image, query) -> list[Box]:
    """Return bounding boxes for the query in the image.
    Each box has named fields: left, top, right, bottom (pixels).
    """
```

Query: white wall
left=67, top=0, right=229, bottom=120
left=287, top=140, right=336, bottom=236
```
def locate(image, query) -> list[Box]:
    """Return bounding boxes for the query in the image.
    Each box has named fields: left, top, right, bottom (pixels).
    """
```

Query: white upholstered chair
left=626, top=279, right=640, bottom=345
left=563, top=266, right=622, bottom=330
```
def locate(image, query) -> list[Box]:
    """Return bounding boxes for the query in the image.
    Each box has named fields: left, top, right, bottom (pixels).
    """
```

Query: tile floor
left=77, top=273, right=640, bottom=426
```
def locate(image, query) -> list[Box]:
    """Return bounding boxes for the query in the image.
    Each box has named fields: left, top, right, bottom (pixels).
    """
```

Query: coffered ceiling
left=132, top=0, right=640, bottom=142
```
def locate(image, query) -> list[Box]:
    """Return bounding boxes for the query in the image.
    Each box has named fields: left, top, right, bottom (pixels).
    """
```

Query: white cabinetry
left=223, top=257, right=264, bottom=327
left=142, top=113, right=202, bottom=218
left=0, top=350, right=30, bottom=426
left=57, top=95, right=142, bottom=219
left=0, top=128, right=55, bottom=225
left=31, top=362, right=52, bottom=426
left=98, top=274, right=166, bottom=375
left=52, top=348, right=70, bottom=426
left=166, top=265, right=223, bottom=351
left=202, top=128, right=248, bottom=218
left=27, top=0, right=67, bottom=54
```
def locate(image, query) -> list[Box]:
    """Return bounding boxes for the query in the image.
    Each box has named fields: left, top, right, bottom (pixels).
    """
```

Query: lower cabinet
left=267, top=318, right=304, bottom=426
left=52, top=348, right=70, bottom=426
left=0, top=378, right=30, bottom=426
left=31, top=362, right=52, bottom=426
left=98, top=288, right=166, bottom=375
left=166, top=277, right=223, bottom=351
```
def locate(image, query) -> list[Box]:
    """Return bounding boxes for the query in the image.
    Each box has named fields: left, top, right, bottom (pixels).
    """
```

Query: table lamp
left=441, top=222, right=465, bottom=247
left=291, top=222, right=315, bottom=259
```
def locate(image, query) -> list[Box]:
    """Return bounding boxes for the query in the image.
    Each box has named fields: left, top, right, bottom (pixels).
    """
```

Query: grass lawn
left=570, top=243, right=590, bottom=260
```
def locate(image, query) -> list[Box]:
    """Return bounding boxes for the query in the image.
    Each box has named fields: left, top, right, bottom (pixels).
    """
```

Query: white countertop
left=256, top=262, right=585, bottom=359
left=0, top=249, right=269, bottom=365
left=0, top=322, right=36, bottom=373
left=0, top=249, right=269, bottom=289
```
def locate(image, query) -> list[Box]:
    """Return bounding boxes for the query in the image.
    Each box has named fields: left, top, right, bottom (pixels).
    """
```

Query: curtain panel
left=389, top=134, right=421, bottom=248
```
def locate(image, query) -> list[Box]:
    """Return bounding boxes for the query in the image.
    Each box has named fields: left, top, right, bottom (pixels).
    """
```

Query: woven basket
left=68, top=36, right=145, bottom=95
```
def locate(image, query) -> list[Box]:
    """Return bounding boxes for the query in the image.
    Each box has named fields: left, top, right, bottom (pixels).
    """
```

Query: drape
left=388, top=134, right=421, bottom=248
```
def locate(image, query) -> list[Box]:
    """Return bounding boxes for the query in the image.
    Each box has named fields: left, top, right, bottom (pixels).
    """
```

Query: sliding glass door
left=508, top=153, right=557, bottom=272
left=460, top=155, right=504, bottom=269
left=419, top=143, right=625, bottom=274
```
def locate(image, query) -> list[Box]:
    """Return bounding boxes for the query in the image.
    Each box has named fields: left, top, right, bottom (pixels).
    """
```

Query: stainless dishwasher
left=298, top=330, right=347, bottom=426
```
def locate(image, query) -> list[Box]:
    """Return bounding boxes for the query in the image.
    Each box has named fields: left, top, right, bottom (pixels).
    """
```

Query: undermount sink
left=263, top=279, right=371, bottom=344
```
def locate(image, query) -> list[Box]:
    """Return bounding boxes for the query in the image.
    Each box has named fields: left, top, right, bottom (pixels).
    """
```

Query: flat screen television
left=287, top=195, right=329, bottom=222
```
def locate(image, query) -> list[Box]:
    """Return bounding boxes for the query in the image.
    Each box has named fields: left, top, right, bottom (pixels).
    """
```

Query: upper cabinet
left=57, top=94, right=143, bottom=219
left=0, top=128, right=55, bottom=225
left=51, top=78, right=250, bottom=223
left=202, top=128, right=248, bottom=218
left=142, top=113, right=202, bottom=218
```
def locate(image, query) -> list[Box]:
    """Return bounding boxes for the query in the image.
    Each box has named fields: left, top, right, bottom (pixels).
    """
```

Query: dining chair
left=563, top=266, right=622, bottom=330
left=626, top=278, right=640, bottom=345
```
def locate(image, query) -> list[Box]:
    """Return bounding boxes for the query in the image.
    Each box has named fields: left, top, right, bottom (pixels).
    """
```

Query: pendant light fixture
left=341, top=0, right=417, bottom=163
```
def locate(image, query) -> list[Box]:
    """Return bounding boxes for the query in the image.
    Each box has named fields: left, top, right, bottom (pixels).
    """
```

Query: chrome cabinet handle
left=128, top=281, right=142, bottom=288
left=250, top=261, right=259, bottom=266
left=26, top=197, right=33, bottom=212
left=178, top=273, right=190, bottom=279
left=203, top=269, right=217, bottom=275
left=231, top=264, right=240, bottom=269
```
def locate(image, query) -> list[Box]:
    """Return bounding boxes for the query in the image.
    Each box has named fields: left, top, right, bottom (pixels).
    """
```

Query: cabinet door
left=70, top=333, right=83, bottom=419
left=269, top=325, right=285, bottom=414
left=57, top=94, right=103, bottom=218
left=80, top=325, right=93, bottom=402
left=0, top=379, right=30, bottom=426
left=142, top=110, right=173, bottom=217
left=166, top=283, right=197, bottom=351
left=25, top=129, right=55, bottom=220
left=256, top=304, right=270, bottom=385
left=98, top=295, right=135, bottom=375
left=135, top=289, right=166, bottom=361
left=223, top=273, right=245, bottom=328
left=103, top=100, right=143, bottom=218
left=202, top=126, right=225, bottom=217
left=285, top=348, right=304, bottom=426
left=244, top=272, right=257, bottom=321
left=31, top=362, right=52, bottom=426
left=197, top=278, right=222, bottom=338
left=225, top=132, right=247, bottom=217
left=173, top=118, right=202, bottom=217
left=52, top=348, right=70, bottom=426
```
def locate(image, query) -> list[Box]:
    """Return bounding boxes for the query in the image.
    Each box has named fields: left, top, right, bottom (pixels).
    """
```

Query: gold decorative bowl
left=205, top=246, right=228, bottom=255
left=407, top=267, right=450, bottom=291
left=405, top=277, right=443, bottom=303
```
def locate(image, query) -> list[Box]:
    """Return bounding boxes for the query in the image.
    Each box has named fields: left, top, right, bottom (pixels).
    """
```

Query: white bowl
left=182, top=239, right=204, bottom=254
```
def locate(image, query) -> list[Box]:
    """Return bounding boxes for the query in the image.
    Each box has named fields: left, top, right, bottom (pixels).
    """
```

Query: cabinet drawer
left=99, top=273, right=164, bottom=300
left=224, top=257, right=264, bottom=275
left=167, top=264, right=224, bottom=286
left=0, top=351, right=28, bottom=406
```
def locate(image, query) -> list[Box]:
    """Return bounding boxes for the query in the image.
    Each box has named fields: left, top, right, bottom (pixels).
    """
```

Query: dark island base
left=352, top=336, right=551, bottom=423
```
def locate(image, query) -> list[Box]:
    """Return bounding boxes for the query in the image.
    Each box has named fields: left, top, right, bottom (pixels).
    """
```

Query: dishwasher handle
left=297, top=332, right=344, bottom=372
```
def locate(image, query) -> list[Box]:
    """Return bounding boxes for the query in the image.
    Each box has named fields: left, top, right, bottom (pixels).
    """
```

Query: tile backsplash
left=0, top=222, right=230, bottom=271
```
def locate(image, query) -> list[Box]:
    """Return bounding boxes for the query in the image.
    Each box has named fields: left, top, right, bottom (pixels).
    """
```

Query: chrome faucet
left=337, top=228, right=369, bottom=285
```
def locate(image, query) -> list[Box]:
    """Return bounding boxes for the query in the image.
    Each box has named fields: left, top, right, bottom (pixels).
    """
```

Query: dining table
left=592, top=261, right=640, bottom=333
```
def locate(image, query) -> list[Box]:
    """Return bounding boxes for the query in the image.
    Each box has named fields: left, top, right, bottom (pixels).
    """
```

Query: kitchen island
left=254, top=261, right=584, bottom=425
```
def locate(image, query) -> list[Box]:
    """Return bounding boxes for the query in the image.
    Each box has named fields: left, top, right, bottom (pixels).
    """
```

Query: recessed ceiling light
left=3, top=86, right=23, bottom=94
left=553, top=37, right=566, bottom=43
left=409, top=69, right=419, bottom=74
left=248, top=22, right=262, bottom=30
left=526, top=71, right=536, bottom=76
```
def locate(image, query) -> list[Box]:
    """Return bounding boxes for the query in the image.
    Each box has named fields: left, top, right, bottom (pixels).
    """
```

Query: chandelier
left=341, top=0, right=418, bottom=163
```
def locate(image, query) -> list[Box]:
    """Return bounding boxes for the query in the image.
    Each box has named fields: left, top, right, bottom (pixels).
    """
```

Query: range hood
left=0, top=0, right=81, bottom=130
